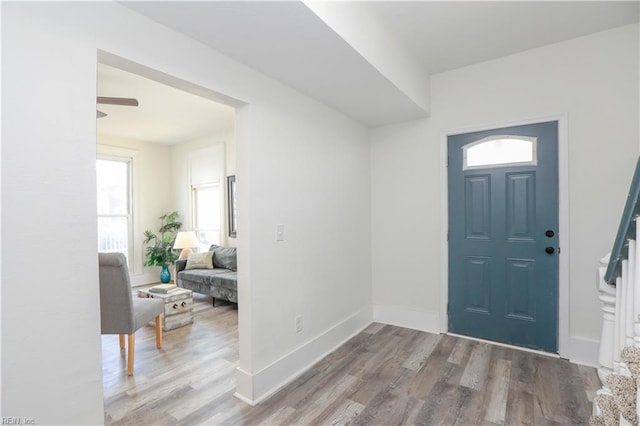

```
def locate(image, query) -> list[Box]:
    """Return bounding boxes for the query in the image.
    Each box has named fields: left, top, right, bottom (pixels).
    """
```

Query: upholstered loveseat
left=176, top=244, right=237, bottom=305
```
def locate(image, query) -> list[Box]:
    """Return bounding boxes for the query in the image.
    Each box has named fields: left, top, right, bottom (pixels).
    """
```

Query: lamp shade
left=173, top=231, right=199, bottom=249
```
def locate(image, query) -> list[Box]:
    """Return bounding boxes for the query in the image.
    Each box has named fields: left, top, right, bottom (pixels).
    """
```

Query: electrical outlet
left=295, top=315, right=303, bottom=333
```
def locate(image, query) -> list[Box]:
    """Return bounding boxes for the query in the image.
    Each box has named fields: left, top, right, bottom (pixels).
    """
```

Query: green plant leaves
left=143, top=210, right=182, bottom=267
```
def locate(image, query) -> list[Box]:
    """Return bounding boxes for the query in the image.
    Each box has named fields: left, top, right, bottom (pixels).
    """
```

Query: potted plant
left=143, top=211, right=182, bottom=283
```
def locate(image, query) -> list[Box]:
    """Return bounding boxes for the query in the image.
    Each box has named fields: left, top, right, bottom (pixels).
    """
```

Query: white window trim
left=186, top=144, right=226, bottom=247
left=97, top=144, right=139, bottom=274
left=192, top=182, right=222, bottom=249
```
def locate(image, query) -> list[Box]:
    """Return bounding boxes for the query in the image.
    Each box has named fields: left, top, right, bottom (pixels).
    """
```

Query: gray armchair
left=98, top=253, right=164, bottom=375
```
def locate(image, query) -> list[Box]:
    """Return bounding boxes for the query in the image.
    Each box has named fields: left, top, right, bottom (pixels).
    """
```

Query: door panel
left=505, top=258, right=536, bottom=320
left=506, top=172, right=535, bottom=240
left=448, top=121, right=558, bottom=352
left=465, top=175, right=491, bottom=239
left=464, top=256, right=491, bottom=313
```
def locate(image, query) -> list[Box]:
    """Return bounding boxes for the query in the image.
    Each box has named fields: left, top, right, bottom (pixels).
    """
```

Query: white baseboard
left=130, top=272, right=159, bottom=287
left=234, top=305, right=373, bottom=405
left=233, top=304, right=598, bottom=405
left=569, top=336, right=600, bottom=367
left=233, top=369, right=255, bottom=405
left=373, top=305, right=441, bottom=334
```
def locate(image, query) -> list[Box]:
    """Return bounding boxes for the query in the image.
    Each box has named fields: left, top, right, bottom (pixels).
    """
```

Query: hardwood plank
left=196, top=392, right=252, bottom=426
left=347, top=333, right=408, bottom=405
left=450, top=382, right=488, bottom=426
left=505, top=381, right=534, bottom=426
left=394, top=334, right=458, bottom=399
left=459, top=341, right=492, bottom=390
left=103, top=296, right=598, bottom=426
left=510, top=347, right=536, bottom=385
left=533, top=355, right=591, bottom=425
left=447, top=337, right=472, bottom=365
left=353, top=392, right=425, bottom=426
left=362, top=322, right=385, bottom=334
left=485, top=358, right=512, bottom=424
left=256, top=406, right=296, bottom=426
left=320, top=399, right=365, bottom=425
left=577, top=364, right=602, bottom=403
left=266, top=341, right=368, bottom=414
left=109, top=385, right=190, bottom=426
left=176, top=389, right=239, bottom=426
left=403, top=332, right=441, bottom=371
left=288, top=374, right=360, bottom=425
left=104, top=349, right=232, bottom=418
left=167, top=372, right=236, bottom=421
left=412, top=380, right=466, bottom=425
left=567, top=362, right=598, bottom=421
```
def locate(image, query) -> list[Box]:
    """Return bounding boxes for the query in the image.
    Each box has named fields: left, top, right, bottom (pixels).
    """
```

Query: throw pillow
left=185, top=251, right=214, bottom=270
left=210, top=244, right=237, bottom=271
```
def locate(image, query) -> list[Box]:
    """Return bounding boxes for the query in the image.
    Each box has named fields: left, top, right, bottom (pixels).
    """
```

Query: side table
left=137, top=287, right=194, bottom=331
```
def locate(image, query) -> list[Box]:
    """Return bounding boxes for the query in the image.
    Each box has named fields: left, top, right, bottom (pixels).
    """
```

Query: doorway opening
left=96, top=51, right=245, bottom=422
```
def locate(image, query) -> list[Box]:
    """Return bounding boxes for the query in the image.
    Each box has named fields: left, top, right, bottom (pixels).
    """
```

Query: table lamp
left=173, top=231, right=199, bottom=260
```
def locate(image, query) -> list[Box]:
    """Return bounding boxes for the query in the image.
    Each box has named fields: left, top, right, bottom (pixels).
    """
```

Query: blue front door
left=448, top=121, right=559, bottom=352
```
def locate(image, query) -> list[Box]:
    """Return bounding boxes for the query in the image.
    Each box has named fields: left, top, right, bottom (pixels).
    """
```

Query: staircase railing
left=595, top=157, right=640, bottom=424
left=604, top=158, right=640, bottom=284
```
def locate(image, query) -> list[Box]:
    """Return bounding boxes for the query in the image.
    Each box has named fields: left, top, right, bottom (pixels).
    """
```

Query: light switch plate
left=276, top=224, right=285, bottom=241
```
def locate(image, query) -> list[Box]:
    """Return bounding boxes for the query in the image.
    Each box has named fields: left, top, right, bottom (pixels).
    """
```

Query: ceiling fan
left=96, top=96, right=139, bottom=118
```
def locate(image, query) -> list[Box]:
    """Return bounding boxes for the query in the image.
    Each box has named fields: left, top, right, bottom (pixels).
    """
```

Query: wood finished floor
left=103, top=294, right=600, bottom=425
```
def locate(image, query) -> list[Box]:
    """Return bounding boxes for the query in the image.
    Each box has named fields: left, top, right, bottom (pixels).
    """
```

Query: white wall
left=237, top=96, right=371, bottom=401
left=371, top=118, right=441, bottom=330
left=2, top=1, right=371, bottom=421
left=98, top=134, right=174, bottom=285
left=2, top=4, right=105, bottom=423
left=371, top=24, right=639, bottom=363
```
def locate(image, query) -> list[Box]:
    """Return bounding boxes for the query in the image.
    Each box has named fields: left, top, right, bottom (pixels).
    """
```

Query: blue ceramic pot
left=160, top=265, right=171, bottom=283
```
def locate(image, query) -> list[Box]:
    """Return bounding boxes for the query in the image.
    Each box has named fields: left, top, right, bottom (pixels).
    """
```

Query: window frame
left=462, top=135, right=538, bottom=171
left=96, top=154, right=134, bottom=267
left=191, top=182, right=222, bottom=251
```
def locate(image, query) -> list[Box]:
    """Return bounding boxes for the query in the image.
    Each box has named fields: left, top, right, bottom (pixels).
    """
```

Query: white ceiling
left=115, top=1, right=639, bottom=131
left=368, top=1, right=639, bottom=75
left=122, top=1, right=429, bottom=127
left=97, top=63, right=235, bottom=145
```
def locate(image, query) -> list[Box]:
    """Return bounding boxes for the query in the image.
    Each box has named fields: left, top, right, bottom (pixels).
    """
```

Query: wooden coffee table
left=137, top=287, right=194, bottom=331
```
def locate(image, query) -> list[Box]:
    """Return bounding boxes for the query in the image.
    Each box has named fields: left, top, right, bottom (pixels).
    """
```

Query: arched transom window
left=463, top=135, right=537, bottom=170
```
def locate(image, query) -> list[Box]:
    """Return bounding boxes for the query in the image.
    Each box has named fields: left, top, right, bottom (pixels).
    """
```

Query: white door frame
left=439, top=113, right=569, bottom=358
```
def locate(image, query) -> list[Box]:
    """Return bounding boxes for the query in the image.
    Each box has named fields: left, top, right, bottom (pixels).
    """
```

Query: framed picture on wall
left=227, top=175, right=237, bottom=238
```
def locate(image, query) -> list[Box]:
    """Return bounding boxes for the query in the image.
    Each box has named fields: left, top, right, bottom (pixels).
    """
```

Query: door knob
left=545, top=246, right=555, bottom=254
left=545, top=230, right=555, bottom=238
